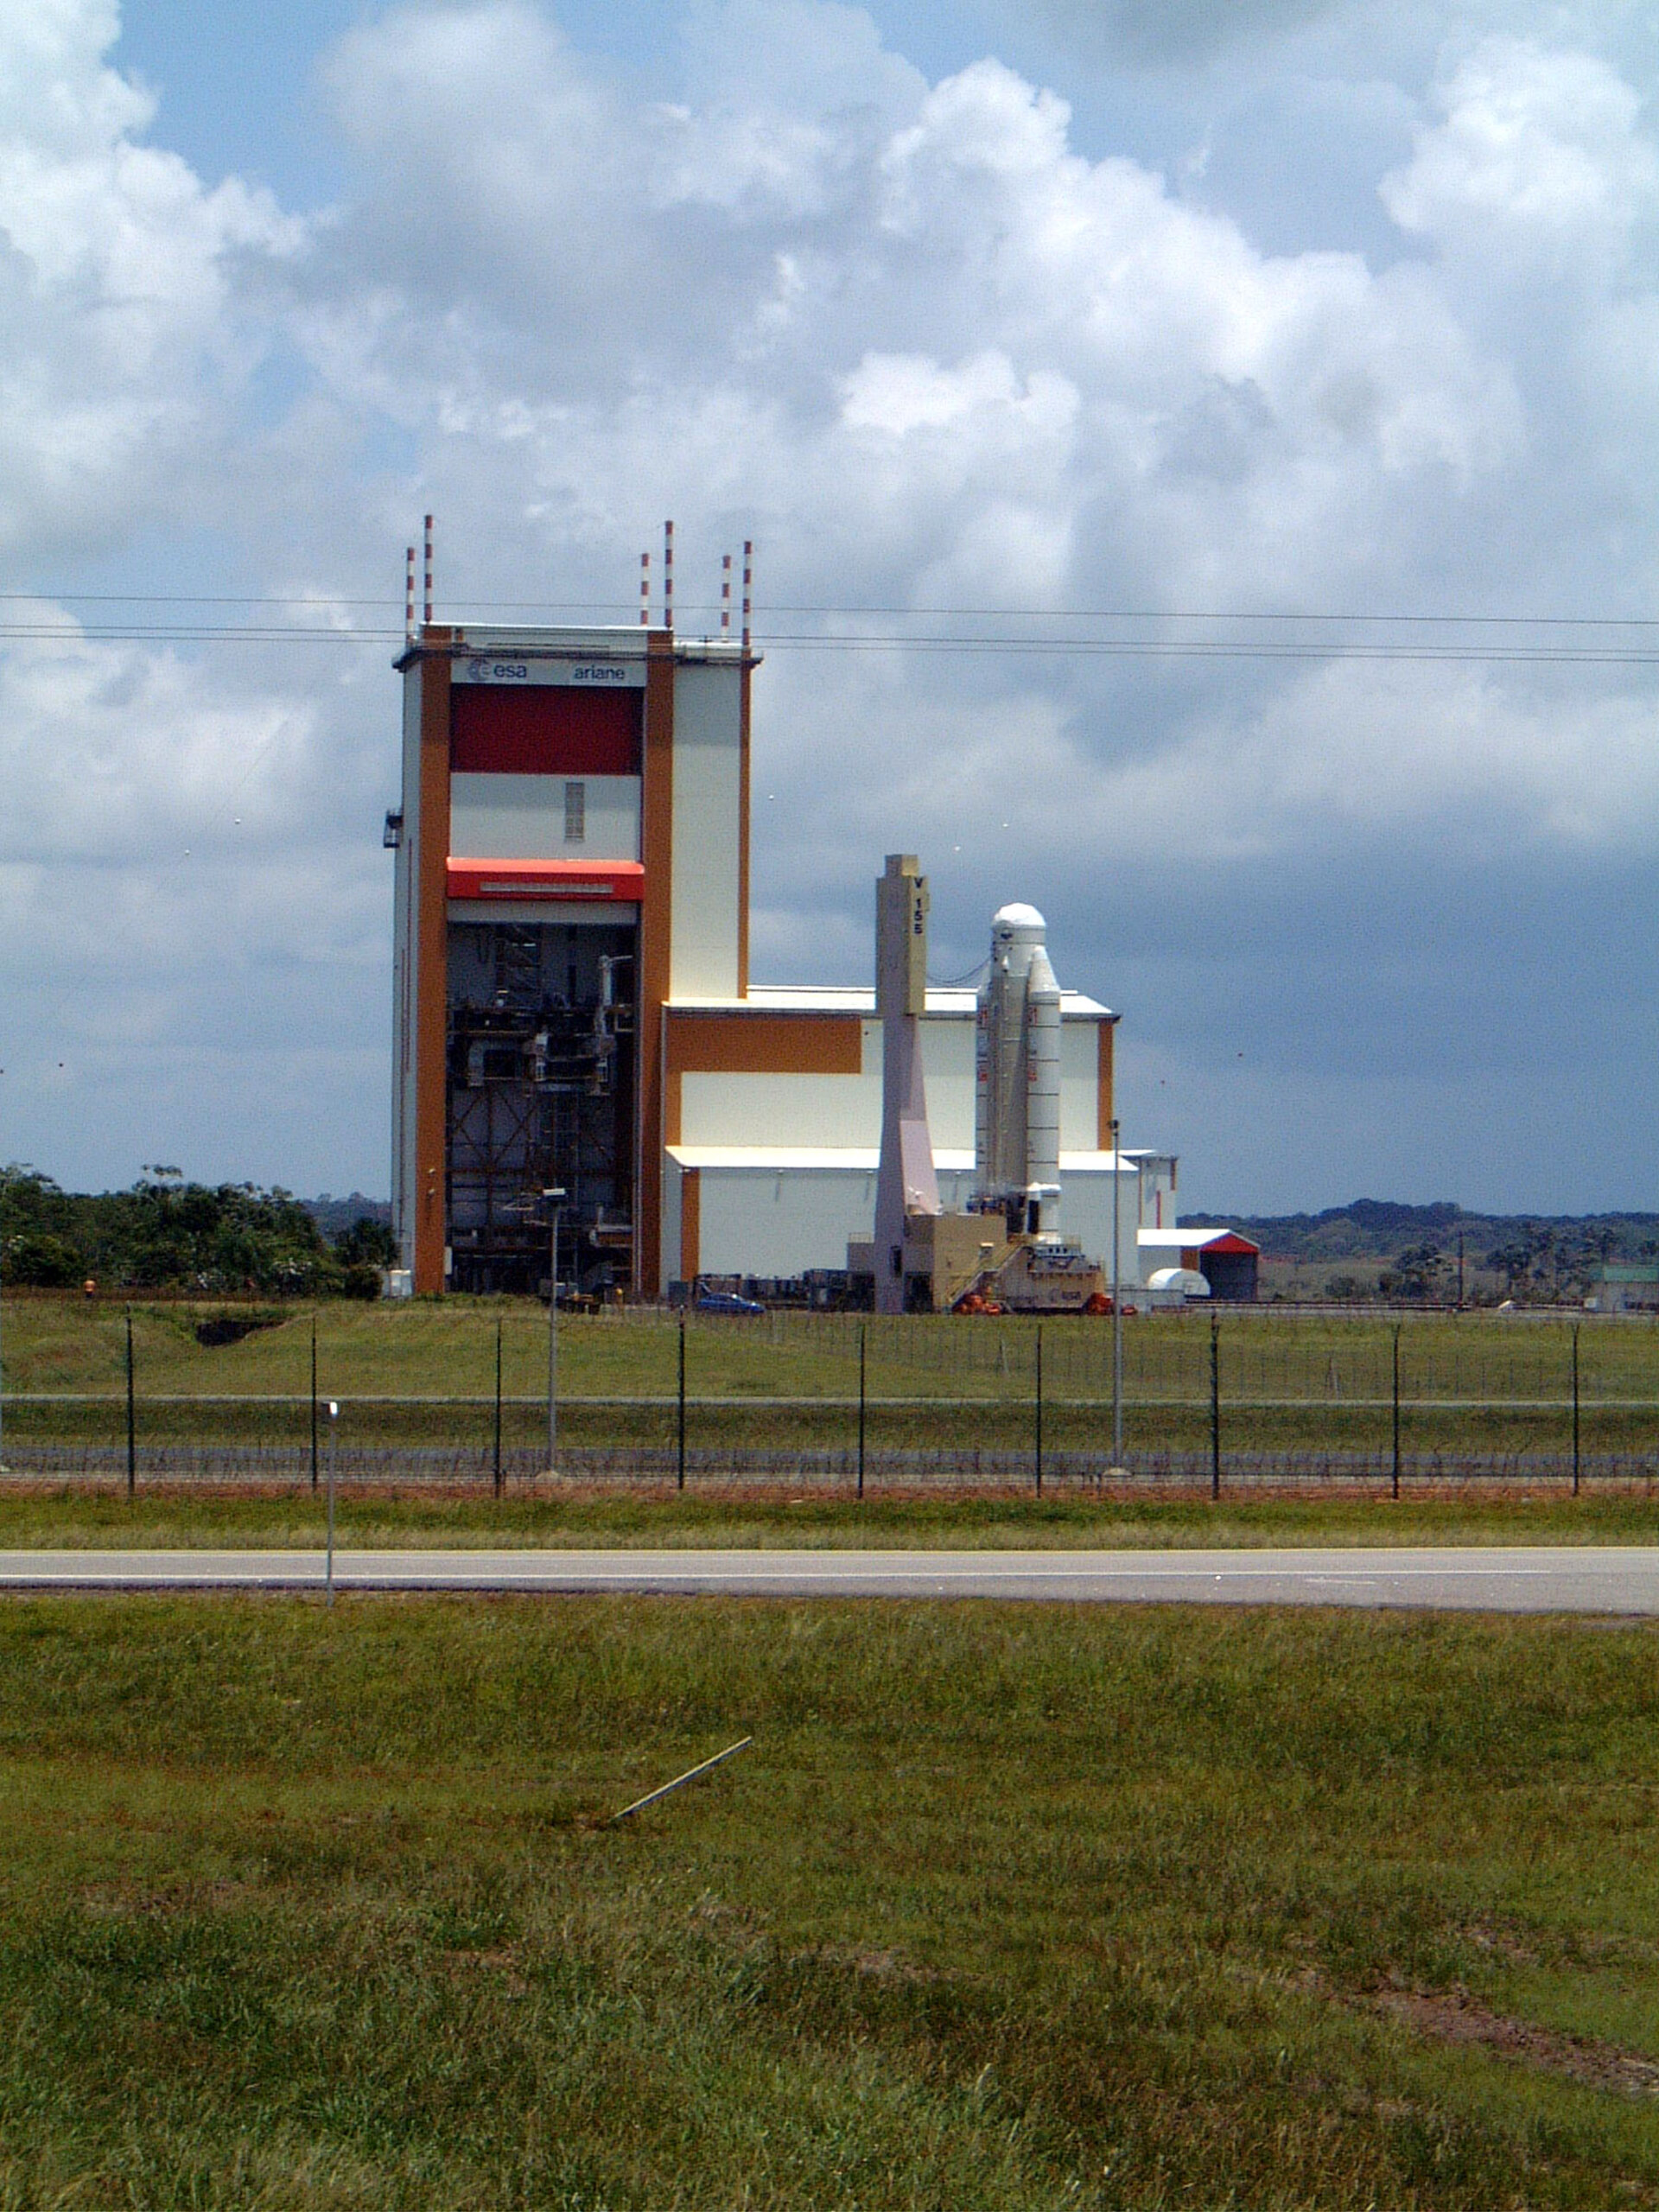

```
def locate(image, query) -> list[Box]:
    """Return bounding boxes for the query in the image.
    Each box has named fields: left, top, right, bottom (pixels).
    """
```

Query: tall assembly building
left=391, top=617, right=752, bottom=1295
left=389, top=548, right=1171, bottom=1300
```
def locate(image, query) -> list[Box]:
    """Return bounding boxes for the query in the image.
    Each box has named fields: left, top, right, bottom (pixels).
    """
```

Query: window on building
left=564, top=780, right=586, bottom=843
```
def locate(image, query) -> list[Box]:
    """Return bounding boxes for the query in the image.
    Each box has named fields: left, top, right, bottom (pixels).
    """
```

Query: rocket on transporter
left=973, top=902, right=1063, bottom=1241
left=864, top=867, right=1109, bottom=1313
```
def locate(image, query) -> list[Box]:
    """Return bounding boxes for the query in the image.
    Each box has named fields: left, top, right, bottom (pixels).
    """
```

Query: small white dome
left=992, top=901, right=1046, bottom=936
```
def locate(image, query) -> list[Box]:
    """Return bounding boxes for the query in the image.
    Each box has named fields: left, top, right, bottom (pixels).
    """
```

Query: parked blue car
left=695, top=1288, right=765, bottom=1315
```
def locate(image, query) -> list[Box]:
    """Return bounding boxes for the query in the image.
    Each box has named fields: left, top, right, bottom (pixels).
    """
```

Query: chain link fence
left=6, top=1303, right=1659, bottom=1492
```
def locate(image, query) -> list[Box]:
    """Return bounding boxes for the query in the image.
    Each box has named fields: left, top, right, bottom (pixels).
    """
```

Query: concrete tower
left=872, top=854, right=940, bottom=1313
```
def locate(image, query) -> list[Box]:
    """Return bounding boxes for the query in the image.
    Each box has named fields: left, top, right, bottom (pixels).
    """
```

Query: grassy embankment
left=3, top=1596, right=1659, bottom=2207
left=3, top=1484, right=1659, bottom=1552
left=6, top=1296, right=1659, bottom=1466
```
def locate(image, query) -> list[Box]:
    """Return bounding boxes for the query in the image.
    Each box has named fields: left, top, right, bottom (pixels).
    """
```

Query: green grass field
left=3, top=1594, right=1659, bottom=2207
left=3, top=1483, right=1659, bottom=1550
left=8, top=1295, right=1659, bottom=1474
left=9, top=1294, right=1656, bottom=1402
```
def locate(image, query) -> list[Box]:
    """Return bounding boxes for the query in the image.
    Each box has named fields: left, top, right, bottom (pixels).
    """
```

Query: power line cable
left=3, top=620, right=1659, bottom=666
left=3, top=591, right=1659, bottom=627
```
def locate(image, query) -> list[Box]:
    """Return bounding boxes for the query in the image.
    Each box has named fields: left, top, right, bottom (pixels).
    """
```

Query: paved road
left=3, top=1547, right=1659, bottom=1612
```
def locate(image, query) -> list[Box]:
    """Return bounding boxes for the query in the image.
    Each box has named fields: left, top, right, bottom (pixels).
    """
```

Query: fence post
left=1572, top=1322, right=1580, bottom=1498
left=125, top=1309, right=136, bottom=1500
left=493, top=1314, right=504, bottom=1499
left=310, top=1313, right=319, bottom=1491
left=1209, top=1315, right=1220, bottom=1501
left=1391, top=1324, right=1402, bottom=1501
left=1034, top=1325, right=1044, bottom=1497
left=677, top=1313, right=687, bottom=1491
left=857, top=1324, right=866, bottom=1502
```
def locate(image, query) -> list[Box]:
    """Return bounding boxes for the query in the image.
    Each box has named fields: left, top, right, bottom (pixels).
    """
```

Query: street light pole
left=543, top=1186, right=566, bottom=1475
left=325, top=1400, right=339, bottom=1607
left=1110, top=1115, right=1123, bottom=1463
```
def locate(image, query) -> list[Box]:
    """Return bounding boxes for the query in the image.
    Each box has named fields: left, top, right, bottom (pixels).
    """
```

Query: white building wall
left=668, top=1152, right=1141, bottom=1284
left=674, top=1014, right=986, bottom=1151
left=448, top=773, right=640, bottom=861
left=1059, top=1157, right=1143, bottom=1290
left=679, top=1066, right=881, bottom=1149
left=662, top=1156, right=683, bottom=1284
left=918, top=1018, right=976, bottom=1150
left=1059, top=1020, right=1101, bottom=1151
left=1129, top=1154, right=1179, bottom=1232
left=669, top=661, right=743, bottom=998
left=695, top=1166, right=880, bottom=1280
left=392, top=666, right=423, bottom=1270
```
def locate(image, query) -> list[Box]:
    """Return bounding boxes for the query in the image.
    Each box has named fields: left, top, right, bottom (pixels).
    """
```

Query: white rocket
left=974, top=902, right=1063, bottom=1238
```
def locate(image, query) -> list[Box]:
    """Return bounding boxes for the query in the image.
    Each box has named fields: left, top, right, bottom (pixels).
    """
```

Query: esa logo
left=469, top=658, right=529, bottom=682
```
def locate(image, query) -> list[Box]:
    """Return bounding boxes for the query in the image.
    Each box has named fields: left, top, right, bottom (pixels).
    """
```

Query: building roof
left=1138, top=1227, right=1262, bottom=1255
left=667, top=1147, right=1141, bottom=1173
left=671, top=984, right=1115, bottom=1019
left=396, top=624, right=749, bottom=669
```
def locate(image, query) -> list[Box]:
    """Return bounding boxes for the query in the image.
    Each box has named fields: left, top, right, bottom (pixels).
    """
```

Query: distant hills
left=1184, top=1201, right=1659, bottom=1263
left=302, top=1193, right=392, bottom=1241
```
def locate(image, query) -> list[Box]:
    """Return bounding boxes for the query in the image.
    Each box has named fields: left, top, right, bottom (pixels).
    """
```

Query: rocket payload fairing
left=974, top=902, right=1063, bottom=1239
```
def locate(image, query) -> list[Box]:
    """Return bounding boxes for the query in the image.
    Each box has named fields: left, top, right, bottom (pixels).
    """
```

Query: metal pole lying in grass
left=325, top=1400, right=339, bottom=1606
left=1392, top=1324, right=1402, bottom=1501
left=856, top=1325, right=866, bottom=1501
left=677, top=1313, right=687, bottom=1491
left=493, top=1315, right=504, bottom=1499
left=1209, top=1315, right=1220, bottom=1501
left=1572, top=1323, right=1581, bottom=1498
left=125, top=1309, right=136, bottom=1500
left=1034, top=1324, right=1044, bottom=1497
left=609, top=1736, right=753, bottom=1824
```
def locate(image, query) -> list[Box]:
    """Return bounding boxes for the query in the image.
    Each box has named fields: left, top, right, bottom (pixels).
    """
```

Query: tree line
left=0, top=1166, right=396, bottom=1297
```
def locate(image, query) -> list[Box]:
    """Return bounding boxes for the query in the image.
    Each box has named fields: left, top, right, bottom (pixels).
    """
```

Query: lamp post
left=325, top=1400, right=339, bottom=1607
left=1110, top=1116, right=1123, bottom=1463
left=543, top=1186, right=567, bottom=1475
left=0, top=1077, right=6, bottom=1475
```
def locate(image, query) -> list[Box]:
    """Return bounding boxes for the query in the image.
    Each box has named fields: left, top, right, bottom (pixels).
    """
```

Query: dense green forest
left=0, top=1168, right=395, bottom=1296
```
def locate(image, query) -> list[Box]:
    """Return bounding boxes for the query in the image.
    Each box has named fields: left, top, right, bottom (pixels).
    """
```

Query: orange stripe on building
left=1096, top=1017, right=1117, bottom=1152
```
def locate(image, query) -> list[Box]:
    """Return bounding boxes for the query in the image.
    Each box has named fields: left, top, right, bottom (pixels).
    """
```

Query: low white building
left=663, top=983, right=1177, bottom=1290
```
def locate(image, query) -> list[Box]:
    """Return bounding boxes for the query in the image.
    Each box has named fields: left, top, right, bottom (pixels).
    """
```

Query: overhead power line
left=3, top=590, right=1659, bottom=628
left=1, top=620, right=1658, bottom=668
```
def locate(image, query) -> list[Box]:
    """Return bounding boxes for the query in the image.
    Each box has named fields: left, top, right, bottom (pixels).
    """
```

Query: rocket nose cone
left=1027, top=943, right=1060, bottom=996
left=991, top=900, right=1046, bottom=939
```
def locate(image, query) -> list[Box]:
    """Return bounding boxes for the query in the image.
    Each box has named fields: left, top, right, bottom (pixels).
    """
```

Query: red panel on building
left=451, top=685, right=642, bottom=775
left=447, top=858, right=645, bottom=903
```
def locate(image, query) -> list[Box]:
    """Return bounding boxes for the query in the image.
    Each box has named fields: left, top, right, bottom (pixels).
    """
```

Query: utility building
left=388, top=549, right=1175, bottom=1299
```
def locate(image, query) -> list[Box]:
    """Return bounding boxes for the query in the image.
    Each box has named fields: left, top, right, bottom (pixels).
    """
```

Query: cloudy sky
left=3, top=0, right=1658, bottom=1213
